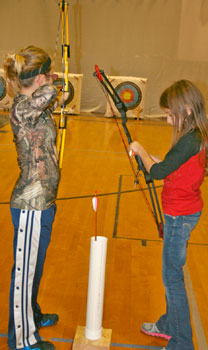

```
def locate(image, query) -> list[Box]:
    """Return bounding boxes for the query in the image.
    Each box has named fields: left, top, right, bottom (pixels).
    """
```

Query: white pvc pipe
left=85, top=236, right=108, bottom=340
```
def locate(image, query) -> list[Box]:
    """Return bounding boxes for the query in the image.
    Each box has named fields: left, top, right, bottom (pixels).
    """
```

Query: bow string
left=93, top=65, right=164, bottom=238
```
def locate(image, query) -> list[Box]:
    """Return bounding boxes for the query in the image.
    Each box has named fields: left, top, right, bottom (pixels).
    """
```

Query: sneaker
left=38, top=314, right=59, bottom=329
left=141, top=322, right=171, bottom=340
left=9, top=340, right=55, bottom=350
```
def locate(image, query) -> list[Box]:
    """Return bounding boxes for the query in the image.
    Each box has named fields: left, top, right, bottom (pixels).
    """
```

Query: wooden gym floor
left=0, top=113, right=208, bottom=350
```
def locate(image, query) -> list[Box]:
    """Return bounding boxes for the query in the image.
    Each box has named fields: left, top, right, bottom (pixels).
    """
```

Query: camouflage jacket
left=10, top=84, right=61, bottom=210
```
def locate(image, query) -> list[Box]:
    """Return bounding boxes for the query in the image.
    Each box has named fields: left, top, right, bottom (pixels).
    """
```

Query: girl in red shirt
left=130, top=80, right=208, bottom=350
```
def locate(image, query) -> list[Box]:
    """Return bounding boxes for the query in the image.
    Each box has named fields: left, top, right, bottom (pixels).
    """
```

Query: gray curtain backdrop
left=1, top=0, right=208, bottom=116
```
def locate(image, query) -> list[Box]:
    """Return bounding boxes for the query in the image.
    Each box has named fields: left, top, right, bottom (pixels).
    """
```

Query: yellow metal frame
left=56, top=0, right=70, bottom=169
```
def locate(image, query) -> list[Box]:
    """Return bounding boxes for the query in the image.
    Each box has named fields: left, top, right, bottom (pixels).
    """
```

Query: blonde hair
left=4, top=46, right=51, bottom=96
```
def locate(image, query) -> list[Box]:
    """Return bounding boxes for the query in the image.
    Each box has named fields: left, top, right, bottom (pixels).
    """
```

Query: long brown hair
left=160, top=80, right=208, bottom=173
left=3, top=46, right=51, bottom=96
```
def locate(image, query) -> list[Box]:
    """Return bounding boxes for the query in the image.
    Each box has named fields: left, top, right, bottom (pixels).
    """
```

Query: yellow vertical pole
left=57, top=0, right=70, bottom=169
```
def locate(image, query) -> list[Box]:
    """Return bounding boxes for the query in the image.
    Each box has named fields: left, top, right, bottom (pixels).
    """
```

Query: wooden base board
left=72, top=326, right=112, bottom=350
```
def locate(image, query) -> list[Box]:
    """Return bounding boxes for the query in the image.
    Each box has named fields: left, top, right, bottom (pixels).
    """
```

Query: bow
left=56, top=0, right=70, bottom=169
left=93, top=65, right=164, bottom=238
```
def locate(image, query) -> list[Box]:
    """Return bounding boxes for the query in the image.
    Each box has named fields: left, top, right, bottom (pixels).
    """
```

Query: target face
left=114, top=81, right=142, bottom=110
left=53, top=78, right=74, bottom=106
left=0, top=76, right=6, bottom=101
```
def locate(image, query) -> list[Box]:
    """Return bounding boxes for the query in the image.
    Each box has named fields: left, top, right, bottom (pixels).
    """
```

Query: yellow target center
left=123, top=91, right=131, bottom=100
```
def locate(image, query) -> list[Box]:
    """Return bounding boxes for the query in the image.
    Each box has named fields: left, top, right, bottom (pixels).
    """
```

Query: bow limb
left=96, top=68, right=149, bottom=178
left=93, top=65, right=164, bottom=238
left=119, top=109, right=164, bottom=237
left=56, top=0, right=70, bottom=169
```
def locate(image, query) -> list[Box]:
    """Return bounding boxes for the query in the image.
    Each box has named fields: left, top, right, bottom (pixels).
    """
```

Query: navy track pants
left=8, top=205, right=56, bottom=349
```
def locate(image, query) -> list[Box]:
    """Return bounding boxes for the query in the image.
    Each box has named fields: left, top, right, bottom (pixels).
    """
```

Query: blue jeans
left=156, top=212, right=201, bottom=350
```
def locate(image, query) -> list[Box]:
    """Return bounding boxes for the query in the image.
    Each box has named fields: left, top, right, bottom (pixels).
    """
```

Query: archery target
left=0, top=76, right=6, bottom=101
left=105, top=76, right=147, bottom=119
left=0, top=69, right=13, bottom=110
left=53, top=78, right=74, bottom=107
left=53, top=78, right=74, bottom=106
left=114, top=81, right=142, bottom=110
left=54, top=72, right=83, bottom=114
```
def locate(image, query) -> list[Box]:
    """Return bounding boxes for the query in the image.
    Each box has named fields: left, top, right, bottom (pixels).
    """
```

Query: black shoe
left=30, top=341, right=55, bottom=350
left=38, top=313, right=59, bottom=329
left=9, top=340, right=55, bottom=350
